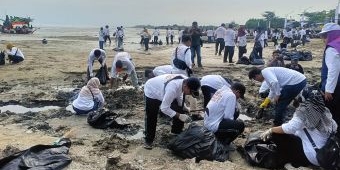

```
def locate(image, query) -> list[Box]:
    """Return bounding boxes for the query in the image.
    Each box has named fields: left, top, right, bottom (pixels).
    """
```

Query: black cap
left=186, top=77, right=201, bottom=98
left=231, top=82, right=246, bottom=99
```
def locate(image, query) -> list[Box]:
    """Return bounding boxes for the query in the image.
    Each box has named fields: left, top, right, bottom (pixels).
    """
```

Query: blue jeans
left=191, top=45, right=202, bottom=67
left=99, top=41, right=104, bottom=49
left=274, top=79, right=307, bottom=126
left=73, top=100, right=100, bottom=115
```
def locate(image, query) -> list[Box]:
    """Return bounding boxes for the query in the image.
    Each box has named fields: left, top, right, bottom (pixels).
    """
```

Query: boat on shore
left=0, top=15, right=38, bottom=34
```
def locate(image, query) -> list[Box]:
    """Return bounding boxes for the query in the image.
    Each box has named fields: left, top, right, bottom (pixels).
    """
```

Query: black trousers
left=144, top=96, right=185, bottom=144
left=224, top=46, right=235, bottom=63
left=238, top=46, right=247, bottom=60
left=166, top=37, right=169, bottom=45
left=264, top=39, right=268, bottom=47
left=215, top=38, right=225, bottom=55
left=154, top=36, right=158, bottom=44
left=273, top=38, right=278, bottom=46
left=214, top=119, right=245, bottom=145
left=144, top=38, right=150, bottom=51
left=170, top=35, right=174, bottom=44
left=8, top=55, right=24, bottom=63
left=325, top=84, right=340, bottom=135
left=104, top=35, right=111, bottom=43
left=271, top=133, right=311, bottom=167
left=201, top=85, right=217, bottom=108
left=255, top=47, right=263, bottom=59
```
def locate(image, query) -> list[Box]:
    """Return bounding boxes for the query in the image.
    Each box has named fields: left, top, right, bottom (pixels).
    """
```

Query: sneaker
left=143, top=142, right=153, bottom=150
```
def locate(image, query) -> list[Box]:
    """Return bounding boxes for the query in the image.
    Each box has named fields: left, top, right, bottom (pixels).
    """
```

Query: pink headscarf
left=80, top=77, right=101, bottom=97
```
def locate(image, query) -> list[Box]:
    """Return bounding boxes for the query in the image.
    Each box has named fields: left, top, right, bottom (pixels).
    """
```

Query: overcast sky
left=0, top=0, right=337, bottom=27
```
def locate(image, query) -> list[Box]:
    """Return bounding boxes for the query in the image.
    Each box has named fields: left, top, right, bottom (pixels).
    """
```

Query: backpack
left=240, top=131, right=280, bottom=169
left=304, top=129, right=340, bottom=170
left=168, top=124, right=229, bottom=162
left=0, top=51, right=5, bottom=65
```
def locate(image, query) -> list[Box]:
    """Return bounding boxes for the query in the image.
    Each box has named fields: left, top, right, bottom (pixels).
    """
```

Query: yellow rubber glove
left=260, top=98, right=271, bottom=108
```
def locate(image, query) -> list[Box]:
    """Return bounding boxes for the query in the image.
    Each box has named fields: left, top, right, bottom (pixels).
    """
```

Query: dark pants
left=273, top=38, right=278, bottom=46
left=214, top=119, right=245, bottom=145
left=201, top=85, right=217, bottom=108
left=224, top=46, right=235, bottom=63
left=324, top=84, right=340, bottom=135
left=191, top=45, right=202, bottom=67
left=104, top=35, right=111, bottom=44
left=255, top=47, right=263, bottom=59
left=8, top=55, right=24, bottom=63
left=99, top=41, right=104, bottom=49
left=264, top=39, right=268, bottom=47
left=301, top=35, right=307, bottom=46
left=144, top=96, right=185, bottom=144
left=154, top=36, right=158, bottom=44
left=274, top=79, right=307, bottom=126
left=238, top=46, right=247, bottom=60
left=215, top=38, right=225, bottom=55
left=144, top=38, right=150, bottom=51
left=166, top=37, right=169, bottom=45
left=170, top=35, right=174, bottom=44
left=140, top=36, right=144, bottom=44
left=208, top=36, right=212, bottom=43
left=72, top=100, right=100, bottom=115
left=271, top=133, right=311, bottom=167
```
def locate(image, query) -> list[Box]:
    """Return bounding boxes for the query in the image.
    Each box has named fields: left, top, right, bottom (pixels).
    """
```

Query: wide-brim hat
left=319, top=23, right=340, bottom=35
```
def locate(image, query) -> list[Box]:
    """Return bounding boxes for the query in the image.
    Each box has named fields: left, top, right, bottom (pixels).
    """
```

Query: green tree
left=245, top=18, right=266, bottom=29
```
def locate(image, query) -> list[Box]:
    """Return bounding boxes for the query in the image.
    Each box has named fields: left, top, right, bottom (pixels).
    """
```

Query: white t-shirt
left=262, top=67, right=306, bottom=100
left=224, top=28, right=236, bottom=46
left=7, top=47, right=24, bottom=59
left=207, top=30, right=214, bottom=36
left=153, top=65, right=173, bottom=76
left=201, top=75, right=231, bottom=90
left=72, top=89, right=104, bottom=111
left=88, top=48, right=106, bottom=75
left=214, top=26, right=226, bottom=39
left=324, top=47, right=340, bottom=93
left=144, top=74, right=187, bottom=117
left=110, top=52, right=135, bottom=78
left=238, top=34, right=247, bottom=47
left=103, top=27, right=110, bottom=36
left=204, top=85, right=236, bottom=132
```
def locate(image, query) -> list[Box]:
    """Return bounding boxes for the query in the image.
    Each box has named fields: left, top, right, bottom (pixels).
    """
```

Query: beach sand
left=0, top=27, right=323, bottom=169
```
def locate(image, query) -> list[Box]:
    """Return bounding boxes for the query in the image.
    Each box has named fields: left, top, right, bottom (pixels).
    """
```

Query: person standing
left=103, top=25, right=111, bottom=46
left=224, top=24, right=236, bottom=63
left=166, top=28, right=170, bottom=45
left=152, top=28, right=160, bottom=45
left=171, top=35, right=192, bottom=76
left=110, top=52, right=139, bottom=90
left=142, top=28, right=151, bottom=51
left=87, top=48, right=108, bottom=81
left=98, top=27, right=105, bottom=49
left=178, top=28, right=183, bottom=44
left=299, top=27, right=307, bottom=46
left=207, top=29, right=214, bottom=43
left=248, top=67, right=307, bottom=126
left=237, top=26, right=247, bottom=61
left=117, top=27, right=124, bottom=50
left=170, top=28, right=175, bottom=45
left=204, top=82, right=246, bottom=145
left=264, top=29, right=269, bottom=47
left=214, top=23, right=226, bottom=56
left=5, top=43, right=24, bottom=64
left=143, top=75, right=201, bottom=149
left=319, top=23, right=340, bottom=134
left=272, top=29, right=280, bottom=47
left=254, top=28, right=265, bottom=59
left=190, top=21, right=204, bottom=68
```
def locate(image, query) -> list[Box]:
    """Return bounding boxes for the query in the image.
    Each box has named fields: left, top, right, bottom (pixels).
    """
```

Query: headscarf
left=295, top=87, right=336, bottom=134
left=238, top=26, right=246, bottom=37
left=79, top=77, right=101, bottom=97
left=326, top=30, right=340, bottom=53
left=6, top=43, right=14, bottom=50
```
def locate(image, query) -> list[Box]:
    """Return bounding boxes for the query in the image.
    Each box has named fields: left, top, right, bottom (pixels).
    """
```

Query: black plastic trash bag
left=0, top=138, right=72, bottom=170
left=168, top=124, right=229, bottom=162
left=0, top=51, right=5, bottom=65
left=87, top=110, right=128, bottom=129
left=95, top=66, right=107, bottom=85
left=239, top=131, right=280, bottom=169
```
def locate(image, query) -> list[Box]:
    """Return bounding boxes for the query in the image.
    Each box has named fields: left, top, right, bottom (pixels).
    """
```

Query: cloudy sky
left=0, top=0, right=337, bottom=27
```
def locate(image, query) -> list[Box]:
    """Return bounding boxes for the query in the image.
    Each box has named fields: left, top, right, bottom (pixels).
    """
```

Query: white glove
left=178, top=114, right=192, bottom=123
left=260, top=129, right=272, bottom=141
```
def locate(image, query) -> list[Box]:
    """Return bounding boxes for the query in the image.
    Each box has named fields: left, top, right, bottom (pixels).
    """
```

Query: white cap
left=319, top=23, right=340, bottom=34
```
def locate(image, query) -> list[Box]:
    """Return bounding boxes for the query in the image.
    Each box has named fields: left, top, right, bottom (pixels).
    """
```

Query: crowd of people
left=3, top=21, right=339, bottom=169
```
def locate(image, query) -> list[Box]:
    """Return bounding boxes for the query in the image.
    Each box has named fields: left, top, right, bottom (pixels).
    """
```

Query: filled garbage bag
left=95, top=66, right=107, bottom=85
left=87, top=110, right=128, bottom=129
left=239, top=131, right=280, bottom=169
left=0, top=138, right=72, bottom=170
left=168, top=123, right=229, bottom=162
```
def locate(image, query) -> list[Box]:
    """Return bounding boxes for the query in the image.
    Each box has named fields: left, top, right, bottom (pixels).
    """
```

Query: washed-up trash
left=0, top=138, right=72, bottom=170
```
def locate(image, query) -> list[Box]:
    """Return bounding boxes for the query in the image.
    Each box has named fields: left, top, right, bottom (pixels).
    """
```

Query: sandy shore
left=0, top=29, right=323, bottom=169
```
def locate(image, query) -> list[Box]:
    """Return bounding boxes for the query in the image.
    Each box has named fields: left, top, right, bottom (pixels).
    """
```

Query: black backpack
left=173, top=47, right=190, bottom=70
left=0, top=51, right=5, bottom=65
